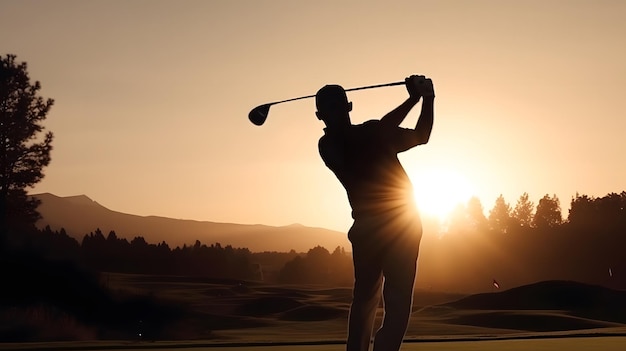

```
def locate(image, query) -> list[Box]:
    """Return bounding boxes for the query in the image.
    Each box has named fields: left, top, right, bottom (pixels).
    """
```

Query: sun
left=410, top=167, right=475, bottom=221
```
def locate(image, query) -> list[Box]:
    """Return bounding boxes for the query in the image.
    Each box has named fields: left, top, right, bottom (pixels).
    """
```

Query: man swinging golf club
left=316, top=75, right=435, bottom=351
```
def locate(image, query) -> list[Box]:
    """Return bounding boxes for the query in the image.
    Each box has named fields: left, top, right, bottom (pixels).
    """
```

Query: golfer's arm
left=413, top=96, right=434, bottom=144
left=380, top=97, right=420, bottom=127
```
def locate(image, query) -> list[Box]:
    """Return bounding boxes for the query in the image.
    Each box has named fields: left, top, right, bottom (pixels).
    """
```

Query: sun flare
left=410, top=168, right=475, bottom=221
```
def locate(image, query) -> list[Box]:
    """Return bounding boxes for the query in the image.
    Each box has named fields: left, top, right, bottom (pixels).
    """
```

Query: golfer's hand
left=405, top=75, right=424, bottom=102
left=419, top=77, right=435, bottom=98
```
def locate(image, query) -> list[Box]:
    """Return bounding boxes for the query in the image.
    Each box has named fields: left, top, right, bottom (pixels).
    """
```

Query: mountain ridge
left=32, top=193, right=350, bottom=253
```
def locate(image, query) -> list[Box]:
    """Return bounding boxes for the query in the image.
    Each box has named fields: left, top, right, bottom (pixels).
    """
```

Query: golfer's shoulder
left=355, top=120, right=383, bottom=136
left=359, top=120, right=380, bottom=129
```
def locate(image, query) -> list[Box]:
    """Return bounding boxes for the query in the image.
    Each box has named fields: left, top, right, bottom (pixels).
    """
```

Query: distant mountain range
left=32, top=193, right=350, bottom=253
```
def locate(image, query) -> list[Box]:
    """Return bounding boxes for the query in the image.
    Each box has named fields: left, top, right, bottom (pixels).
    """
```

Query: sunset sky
left=1, top=0, right=625, bottom=232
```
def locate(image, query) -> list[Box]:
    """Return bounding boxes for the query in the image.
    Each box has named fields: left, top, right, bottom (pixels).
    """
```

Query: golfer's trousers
left=346, top=213, right=421, bottom=351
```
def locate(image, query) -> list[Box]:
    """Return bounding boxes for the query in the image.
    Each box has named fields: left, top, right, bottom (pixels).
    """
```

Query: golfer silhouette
left=316, top=75, right=434, bottom=351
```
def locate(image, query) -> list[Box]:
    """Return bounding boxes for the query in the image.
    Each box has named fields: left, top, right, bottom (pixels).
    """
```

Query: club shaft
left=345, top=80, right=405, bottom=92
left=271, top=81, right=405, bottom=105
left=272, top=94, right=316, bottom=105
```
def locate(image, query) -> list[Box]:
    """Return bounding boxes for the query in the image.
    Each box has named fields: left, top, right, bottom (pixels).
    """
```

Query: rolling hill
left=32, top=193, right=350, bottom=253
left=446, top=280, right=626, bottom=314
left=434, top=280, right=626, bottom=332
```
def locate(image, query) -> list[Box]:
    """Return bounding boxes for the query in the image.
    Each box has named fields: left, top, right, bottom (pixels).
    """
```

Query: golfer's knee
left=384, top=294, right=412, bottom=319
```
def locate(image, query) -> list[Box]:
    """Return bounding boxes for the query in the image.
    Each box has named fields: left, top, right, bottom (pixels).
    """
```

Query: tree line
left=13, top=225, right=354, bottom=286
left=12, top=189, right=625, bottom=291
left=416, top=191, right=626, bottom=292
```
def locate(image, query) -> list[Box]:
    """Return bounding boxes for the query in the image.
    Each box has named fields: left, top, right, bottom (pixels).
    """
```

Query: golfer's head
left=315, top=85, right=352, bottom=126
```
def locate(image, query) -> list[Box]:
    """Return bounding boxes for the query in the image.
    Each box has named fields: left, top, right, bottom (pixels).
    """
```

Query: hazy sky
left=1, top=0, right=625, bottom=232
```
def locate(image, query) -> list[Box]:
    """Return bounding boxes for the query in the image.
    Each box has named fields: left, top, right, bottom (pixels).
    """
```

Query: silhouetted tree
left=533, top=194, right=562, bottom=228
left=488, top=194, right=512, bottom=233
left=595, top=192, right=626, bottom=229
left=0, top=54, right=54, bottom=246
left=306, top=245, right=331, bottom=283
left=446, top=197, right=487, bottom=235
left=512, top=192, right=534, bottom=228
left=106, top=230, right=118, bottom=242
left=278, top=255, right=307, bottom=284
left=567, top=193, right=596, bottom=227
left=329, top=246, right=353, bottom=285
left=277, top=245, right=352, bottom=286
left=466, top=196, right=488, bottom=231
left=81, top=229, right=107, bottom=270
left=46, top=226, right=80, bottom=261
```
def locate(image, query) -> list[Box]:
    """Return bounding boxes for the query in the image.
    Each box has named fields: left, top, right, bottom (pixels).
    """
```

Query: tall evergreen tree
left=533, top=194, right=562, bottom=228
left=512, top=192, right=535, bottom=228
left=466, top=196, right=488, bottom=231
left=0, top=54, right=54, bottom=244
left=488, top=194, right=512, bottom=233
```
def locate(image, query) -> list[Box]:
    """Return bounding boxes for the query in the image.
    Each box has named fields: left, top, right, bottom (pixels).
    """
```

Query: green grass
left=93, top=273, right=626, bottom=344
left=4, top=271, right=626, bottom=346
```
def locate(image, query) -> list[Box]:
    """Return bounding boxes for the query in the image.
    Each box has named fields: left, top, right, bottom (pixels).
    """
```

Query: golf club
left=249, top=81, right=405, bottom=126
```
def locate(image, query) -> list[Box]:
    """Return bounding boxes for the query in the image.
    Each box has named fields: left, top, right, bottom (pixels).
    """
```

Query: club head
left=249, top=104, right=271, bottom=126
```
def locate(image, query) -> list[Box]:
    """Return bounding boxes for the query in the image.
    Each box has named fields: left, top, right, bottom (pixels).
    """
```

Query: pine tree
left=488, top=194, right=512, bottom=233
left=0, top=54, right=54, bottom=243
left=533, top=194, right=562, bottom=228
left=512, top=192, right=534, bottom=228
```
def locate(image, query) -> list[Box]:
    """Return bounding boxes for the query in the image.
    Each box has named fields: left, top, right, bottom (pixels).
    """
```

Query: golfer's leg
left=347, top=242, right=383, bottom=351
left=372, top=239, right=419, bottom=351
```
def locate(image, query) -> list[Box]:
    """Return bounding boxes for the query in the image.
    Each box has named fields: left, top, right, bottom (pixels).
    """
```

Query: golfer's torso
left=319, top=121, right=415, bottom=219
